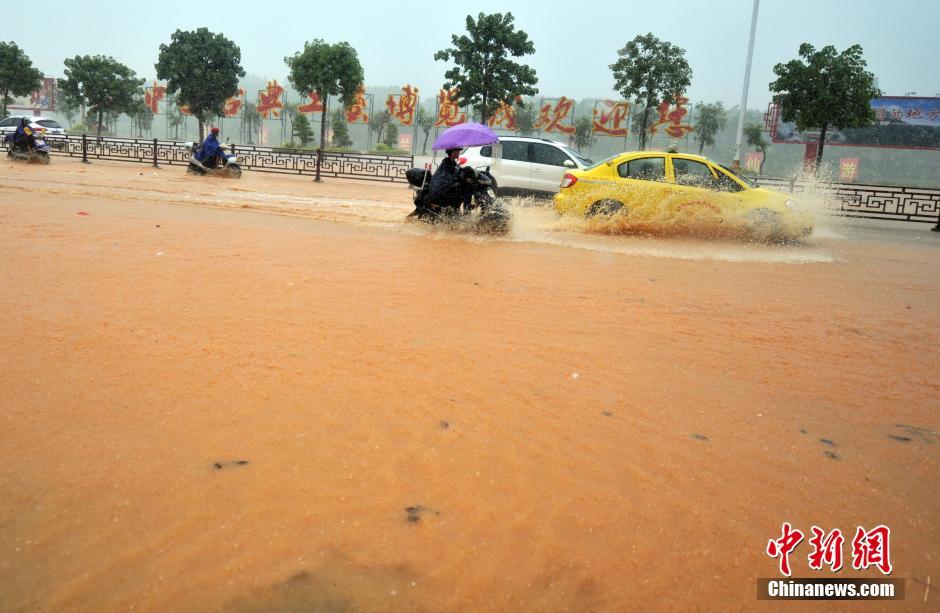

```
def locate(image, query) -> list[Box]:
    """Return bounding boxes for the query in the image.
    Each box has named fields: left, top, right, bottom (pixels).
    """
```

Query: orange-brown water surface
left=0, top=158, right=937, bottom=611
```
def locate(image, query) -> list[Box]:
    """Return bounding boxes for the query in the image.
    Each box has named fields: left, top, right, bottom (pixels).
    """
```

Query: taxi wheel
left=744, top=208, right=784, bottom=240
left=588, top=199, right=625, bottom=217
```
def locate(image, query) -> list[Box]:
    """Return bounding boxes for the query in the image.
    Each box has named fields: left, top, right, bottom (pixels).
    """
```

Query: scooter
left=186, top=141, right=242, bottom=178
left=406, top=165, right=511, bottom=234
left=4, top=127, right=51, bottom=164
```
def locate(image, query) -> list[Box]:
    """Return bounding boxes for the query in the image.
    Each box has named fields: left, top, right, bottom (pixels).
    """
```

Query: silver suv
left=0, top=115, right=67, bottom=136
left=461, top=136, right=593, bottom=195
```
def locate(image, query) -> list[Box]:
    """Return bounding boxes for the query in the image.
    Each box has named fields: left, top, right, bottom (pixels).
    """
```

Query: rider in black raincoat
left=427, top=147, right=472, bottom=214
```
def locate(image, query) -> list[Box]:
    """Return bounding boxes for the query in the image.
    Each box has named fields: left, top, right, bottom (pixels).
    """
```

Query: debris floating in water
left=823, top=451, right=840, bottom=460
left=691, top=434, right=709, bottom=442
left=571, top=373, right=579, bottom=379
left=213, top=460, right=250, bottom=470
left=819, top=438, right=836, bottom=447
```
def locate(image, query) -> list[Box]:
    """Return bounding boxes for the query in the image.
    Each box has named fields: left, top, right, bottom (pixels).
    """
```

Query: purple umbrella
left=431, top=122, right=499, bottom=151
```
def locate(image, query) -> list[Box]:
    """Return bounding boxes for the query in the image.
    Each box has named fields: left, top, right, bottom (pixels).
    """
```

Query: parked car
left=554, top=151, right=813, bottom=239
left=460, top=136, right=593, bottom=195
left=0, top=115, right=67, bottom=137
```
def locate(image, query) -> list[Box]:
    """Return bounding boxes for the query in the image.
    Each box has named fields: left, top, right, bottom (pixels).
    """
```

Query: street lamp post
left=732, top=0, right=760, bottom=170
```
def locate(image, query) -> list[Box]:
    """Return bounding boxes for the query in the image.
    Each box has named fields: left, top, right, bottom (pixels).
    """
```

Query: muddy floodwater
left=0, top=159, right=937, bottom=611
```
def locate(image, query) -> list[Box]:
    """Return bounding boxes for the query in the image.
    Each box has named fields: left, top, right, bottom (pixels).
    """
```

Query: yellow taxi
left=553, top=151, right=813, bottom=239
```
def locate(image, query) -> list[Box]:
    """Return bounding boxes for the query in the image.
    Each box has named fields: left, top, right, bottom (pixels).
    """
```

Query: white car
left=0, top=115, right=67, bottom=137
left=460, top=136, right=593, bottom=195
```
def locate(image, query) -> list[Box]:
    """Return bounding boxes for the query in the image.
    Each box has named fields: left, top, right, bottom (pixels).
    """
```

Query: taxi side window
left=617, top=157, right=665, bottom=181
left=673, top=159, right=716, bottom=187
left=710, top=167, right=745, bottom=192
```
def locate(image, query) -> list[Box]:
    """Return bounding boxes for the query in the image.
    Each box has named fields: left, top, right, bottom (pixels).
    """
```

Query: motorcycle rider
left=195, top=126, right=222, bottom=168
left=427, top=147, right=472, bottom=214
left=11, top=118, right=34, bottom=153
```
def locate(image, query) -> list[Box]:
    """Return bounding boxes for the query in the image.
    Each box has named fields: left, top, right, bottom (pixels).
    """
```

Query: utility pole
left=732, top=0, right=760, bottom=170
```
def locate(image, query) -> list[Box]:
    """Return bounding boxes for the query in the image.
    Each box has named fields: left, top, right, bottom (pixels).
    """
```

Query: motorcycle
left=406, top=165, right=511, bottom=235
left=4, top=126, right=51, bottom=164
left=186, top=141, right=242, bottom=178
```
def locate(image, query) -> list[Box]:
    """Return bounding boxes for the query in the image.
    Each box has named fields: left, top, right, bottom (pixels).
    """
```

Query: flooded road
left=0, top=159, right=937, bottom=610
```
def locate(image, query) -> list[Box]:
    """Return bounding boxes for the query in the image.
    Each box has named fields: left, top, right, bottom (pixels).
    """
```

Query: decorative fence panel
left=42, top=134, right=412, bottom=183
left=755, top=177, right=940, bottom=225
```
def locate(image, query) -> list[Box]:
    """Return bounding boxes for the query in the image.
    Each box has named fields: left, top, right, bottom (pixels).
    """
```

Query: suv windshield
left=563, top=146, right=592, bottom=166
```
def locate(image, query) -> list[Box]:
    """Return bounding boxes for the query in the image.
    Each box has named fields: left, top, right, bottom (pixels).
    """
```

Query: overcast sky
left=16, top=0, right=940, bottom=109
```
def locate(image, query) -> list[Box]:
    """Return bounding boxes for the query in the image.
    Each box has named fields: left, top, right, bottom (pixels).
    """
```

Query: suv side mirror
left=563, top=159, right=576, bottom=168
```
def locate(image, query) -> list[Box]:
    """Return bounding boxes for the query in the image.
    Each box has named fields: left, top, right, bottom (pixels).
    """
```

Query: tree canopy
left=515, top=102, right=537, bottom=136
left=434, top=12, right=539, bottom=123
left=573, top=116, right=595, bottom=152
left=416, top=106, right=434, bottom=154
left=0, top=41, right=44, bottom=119
left=156, top=28, right=245, bottom=139
left=610, top=33, right=692, bottom=150
left=744, top=123, right=769, bottom=173
left=770, top=43, right=881, bottom=171
left=58, top=55, right=144, bottom=136
left=694, top=102, right=727, bottom=154
left=285, top=39, right=364, bottom=179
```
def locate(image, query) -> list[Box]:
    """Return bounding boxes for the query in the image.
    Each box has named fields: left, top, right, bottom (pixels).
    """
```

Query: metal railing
left=42, top=134, right=413, bottom=183
left=754, top=177, right=940, bottom=226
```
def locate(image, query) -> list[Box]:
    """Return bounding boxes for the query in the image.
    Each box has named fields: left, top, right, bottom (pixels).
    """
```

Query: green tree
left=573, top=116, right=595, bottom=152
left=630, top=105, right=654, bottom=146
left=165, top=93, right=186, bottom=140
left=417, top=105, right=435, bottom=154
left=770, top=43, right=881, bottom=171
left=610, top=33, right=692, bottom=150
left=370, top=109, right=391, bottom=146
left=241, top=101, right=260, bottom=144
left=57, top=89, right=81, bottom=127
left=156, top=28, right=246, bottom=141
left=694, top=102, right=727, bottom=154
left=58, top=55, right=144, bottom=137
left=285, top=39, right=364, bottom=181
left=515, top=102, right=537, bottom=136
left=0, top=42, right=43, bottom=119
left=383, top=122, right=399, bottom=149
left=434, top=12, right=538, bottom=123
left=330, top=107, right=353, bottom=148
left=744, top=123, right=769, bottom=173
left=293, top=113, right=314, bottom=147
left=128, top=96, right=154, bottom=137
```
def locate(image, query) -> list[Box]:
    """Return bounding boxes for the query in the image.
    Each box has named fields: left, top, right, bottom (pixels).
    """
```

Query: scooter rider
left=195, top=126, right=222, bottom=168
left=11, top=118, right=34, bottom=152
left=427, top=147, right=472, bottom=214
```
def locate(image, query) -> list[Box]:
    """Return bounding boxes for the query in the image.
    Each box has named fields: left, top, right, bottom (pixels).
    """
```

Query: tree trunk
left=1, top=89, right=8, bottom=119
left=197, top=117, right=205, bottom=143
left=639, top=107, right=650, bottom=151
left=316, top=99, right=326, bottom=182
left=97, top=110, right=103, bottom=137
left=422, top=131, right=430, bottom=154
left=698, top=137, right=705, bottom=155
left=815, top=123, right=827, bottom=173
